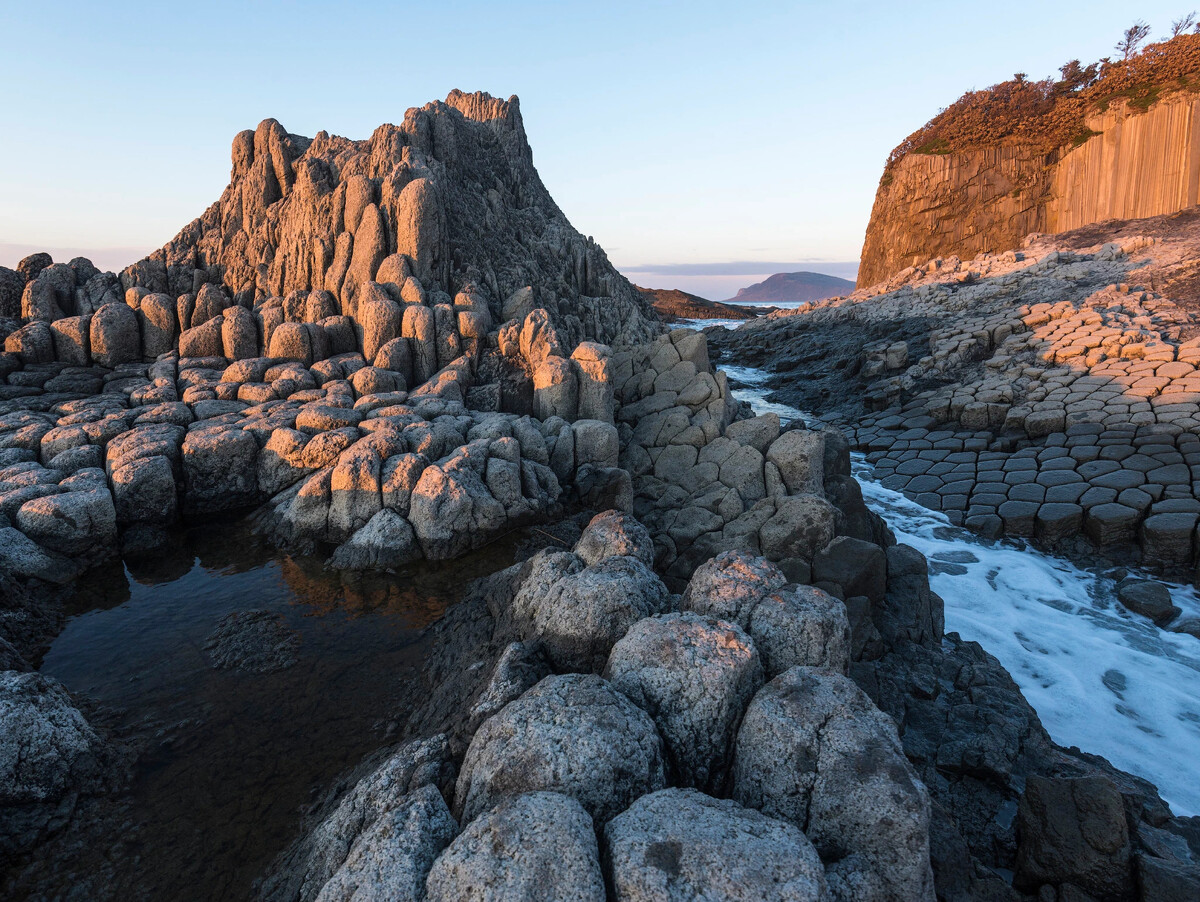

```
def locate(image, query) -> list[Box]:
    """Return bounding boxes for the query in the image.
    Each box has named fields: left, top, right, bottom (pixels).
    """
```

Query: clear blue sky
left=0, top=1, right=1190, bottom=297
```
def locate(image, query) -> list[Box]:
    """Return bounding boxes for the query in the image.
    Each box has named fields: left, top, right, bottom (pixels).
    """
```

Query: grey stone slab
left=940, top=480, right=976, bottom=495
left=970, top=493, right=1009, bottom=507
left=1091, top=470, right=1146, bottom=491
left=906, top=475, right=944, bottom=493
left=1146, top=464, right=1190, bottom=487
left=1036, top=471, right=1083, bottom=487
left=1078, top=460, right=1120, bottom=479
left=1009, top=484, right=1046, bottom=503
left=1079, top=486, right=1118, bottom=508
left=1045, top=483, right=1088, bottom=504
left=1041, top=457, right=1078, bottom=471
left=1116, top=488, right=1153, bottom=514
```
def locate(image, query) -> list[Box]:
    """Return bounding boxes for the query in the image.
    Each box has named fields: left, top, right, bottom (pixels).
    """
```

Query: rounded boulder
left=425, top=791, right=604, bottom=902
left=603, top=788, right=830, bottom=902
left=605, top=612, right=763, bottom=792
left=454, top=673, right=667, bottom=827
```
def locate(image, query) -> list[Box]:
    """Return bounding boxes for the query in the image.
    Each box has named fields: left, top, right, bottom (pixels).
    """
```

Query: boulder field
left=3, top=93, right=1199, bottom=901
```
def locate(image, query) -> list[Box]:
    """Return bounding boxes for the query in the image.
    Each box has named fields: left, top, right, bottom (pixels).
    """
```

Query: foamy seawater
left=731, top=370, right=1200, bottom=816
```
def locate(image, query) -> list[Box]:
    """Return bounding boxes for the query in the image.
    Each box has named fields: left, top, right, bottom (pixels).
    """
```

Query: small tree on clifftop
left=1170, top=12, right=1197, bottom=37
left=1116, top=20, right=1151, bottom=59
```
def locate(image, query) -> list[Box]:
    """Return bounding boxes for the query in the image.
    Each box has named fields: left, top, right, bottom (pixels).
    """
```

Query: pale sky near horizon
left=0, top=1, right=1192, bottom=298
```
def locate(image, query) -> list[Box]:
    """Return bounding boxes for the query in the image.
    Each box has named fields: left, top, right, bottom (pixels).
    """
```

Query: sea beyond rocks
left=1, top=90, right=1199, bottom=901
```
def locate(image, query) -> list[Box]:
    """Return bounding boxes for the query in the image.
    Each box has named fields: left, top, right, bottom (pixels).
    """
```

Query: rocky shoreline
left=711, top=212, right=1200, bottom=632
left=3, top=93, right=1200, bottom=901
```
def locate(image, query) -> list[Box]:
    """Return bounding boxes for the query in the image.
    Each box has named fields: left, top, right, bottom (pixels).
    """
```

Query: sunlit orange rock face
left=114, top=90, right=658, bottom=350
left=861, top=76, right=1200, bottom=289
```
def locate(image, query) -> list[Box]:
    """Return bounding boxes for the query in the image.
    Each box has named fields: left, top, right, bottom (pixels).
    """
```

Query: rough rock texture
left=859, top=92, right=1200, bottom=287
left=509, top=549, right=670, bottom=672
left=0, top=672, right=105, bottom=856
left=680, top=550, right=788, bottom=628
left=573, top=508, right=654, bottom=567
left=203, top=609, right=300, bottom=673
left=121, top=92, right=658, bottom=351
left=454, top=673, right=667, bottom=826
left=604, top=788, right=830, bottom=902
left=261, top=735, right=453, bottom=902
left=425, top=791, right=604, bottom=902
left=747, top=586, right=851, bottom=677
left=1013, top=775, right=1133, bottom=901
left=604, top=612, right=764, bottom=792
left=732, top=666, right=935, bottom=902
left=314, top=783, right=457, bottom=902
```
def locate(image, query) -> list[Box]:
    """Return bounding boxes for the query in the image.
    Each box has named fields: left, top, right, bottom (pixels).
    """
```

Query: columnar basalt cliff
left=859, top=36, right=1200, bottom=288
left=49, top=90, right=658, bottom=351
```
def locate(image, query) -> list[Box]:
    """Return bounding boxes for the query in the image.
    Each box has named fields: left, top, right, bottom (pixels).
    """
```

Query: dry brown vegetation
left=886, top=33, right=1200, bottom=175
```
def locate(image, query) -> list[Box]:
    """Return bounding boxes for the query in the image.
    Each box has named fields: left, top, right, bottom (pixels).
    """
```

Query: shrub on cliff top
left=885, top=32, right=1200, bottom=174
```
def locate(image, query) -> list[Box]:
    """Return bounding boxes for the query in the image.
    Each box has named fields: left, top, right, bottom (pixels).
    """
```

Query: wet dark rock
left=1013, top=776, right=1133, bottom=901
left=812, top=535, right=887, bottom=603
left=204, top=610, right=300, bottom=673
left=1115, top=579, right=1180, bottom=626
left=0, top=671, right=106, bottom=856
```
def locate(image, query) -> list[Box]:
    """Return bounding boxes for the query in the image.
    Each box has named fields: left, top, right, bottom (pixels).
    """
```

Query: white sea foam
left=731, top=372, right=1200, bottom=816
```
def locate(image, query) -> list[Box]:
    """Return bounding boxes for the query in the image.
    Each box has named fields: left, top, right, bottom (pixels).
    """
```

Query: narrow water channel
left=728, top=364, right=1200, bottom=817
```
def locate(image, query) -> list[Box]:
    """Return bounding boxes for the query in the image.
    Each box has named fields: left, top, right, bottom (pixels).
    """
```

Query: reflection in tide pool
left=730, top=368, right=1200, bottom=816
left=33, top=523, right=516, bottom=900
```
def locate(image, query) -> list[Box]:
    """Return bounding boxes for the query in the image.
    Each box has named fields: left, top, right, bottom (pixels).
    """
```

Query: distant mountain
left=723, top=271, right=854, bottom=306
left=637, top=286, right=772, bottom=322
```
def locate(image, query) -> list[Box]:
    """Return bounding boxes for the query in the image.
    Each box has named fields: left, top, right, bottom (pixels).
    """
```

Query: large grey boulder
left=725, top=413, right=781, bottom=453
left=110, top=454, right=178, bottom=526
left=15, top=489, right=117, bottom=558
left=511, top=551, right=670, bottom=672
left=5, top=320, right=54, bottom=364
left=181, top=425, right=260, bottom=514
left=328, top=508, right=420, bottom=570
left=0, top=526, right=81, bottom=583
left=680, top=550, right=787, bottom=629
left=747, top=586, right=850, bottom=677
left=573, top=509, right=654, bottom=567
left=603, top=788, right=830, bottom=902
left=89, top=301, right=141, bottom=367
left=425, top=791, right=604, bottom=902
left=314, top=783, right=457, bottom=902
left=264, top=735, right=452, bottom=902
left=454, top=674, right=666, bottom=826
left=759, top=494, right=837, bottom=562
left=605, top=612, right=763, bottom=792
left=0, top=672, right=103, bottom=806
left=766, top=429, right=825, bottom=495
left=407, top=445, right=509, bottom=560
left=732, top=667, right=934, bottom=902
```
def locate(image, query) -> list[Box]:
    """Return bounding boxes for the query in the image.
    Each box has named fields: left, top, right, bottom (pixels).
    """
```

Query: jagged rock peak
left=120, top=90, right=658, bottom=349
